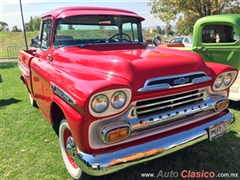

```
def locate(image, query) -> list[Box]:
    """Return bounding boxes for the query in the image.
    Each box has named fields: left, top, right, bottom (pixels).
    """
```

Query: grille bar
left=136, top=90, right=205, bottom=118
left=137, top=91, right=204, bottom=108
left=137, top=96, right=204, bottom=115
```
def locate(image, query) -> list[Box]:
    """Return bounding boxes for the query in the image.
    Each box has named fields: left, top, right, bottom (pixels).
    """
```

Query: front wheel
left=59, top=119, right=89, bottom=180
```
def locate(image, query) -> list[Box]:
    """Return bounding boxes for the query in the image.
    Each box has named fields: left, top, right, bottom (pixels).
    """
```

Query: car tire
left=59, top=119, right=90, bottom=180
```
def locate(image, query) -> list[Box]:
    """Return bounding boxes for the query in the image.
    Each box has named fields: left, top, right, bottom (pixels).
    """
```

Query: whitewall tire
left=59, top=119, right=83, bottom=179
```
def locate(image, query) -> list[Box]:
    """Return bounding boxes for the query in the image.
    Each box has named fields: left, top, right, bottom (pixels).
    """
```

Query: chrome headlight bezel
left=213, top=71, right=237, bottom=91
left=89, top=88, right=132, bottom=117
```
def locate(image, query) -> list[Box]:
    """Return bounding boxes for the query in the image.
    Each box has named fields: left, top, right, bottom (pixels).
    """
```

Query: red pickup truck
left=18, top=6, right=238, bottom=179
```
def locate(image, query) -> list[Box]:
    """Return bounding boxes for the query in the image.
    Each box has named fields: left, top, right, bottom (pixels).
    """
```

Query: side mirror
left=152, top=35, right=161, bottom=46
left=30, top=36, right=40, bottom=48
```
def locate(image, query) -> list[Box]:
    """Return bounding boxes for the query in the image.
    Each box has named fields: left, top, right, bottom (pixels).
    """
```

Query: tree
left=148, top=0, right=178, bottom=36
left=0, top=21, right=9, bottom=32
left=224, top=0, right=240, bottom=13
left=165, top=24, right=172, bottom=36
left=25, top=22, right=33, bottom=31
left=25, top=16, right=41, bottom=31
left=12, top=25, right=22, bottom=32
left=156, top=26, right=162, bottom=34
left=31, top=16, right=41, bottom=31
left=161, top=29, right=165, bottom=35
left=148, top=0, right=239, bottom=35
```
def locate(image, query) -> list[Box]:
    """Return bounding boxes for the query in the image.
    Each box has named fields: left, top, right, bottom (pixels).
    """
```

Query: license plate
left=209, top=121, right=227, bottom=141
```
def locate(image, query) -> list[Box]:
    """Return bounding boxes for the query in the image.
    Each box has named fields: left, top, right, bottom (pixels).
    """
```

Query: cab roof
left=42, top=6, right=145, bottom=21
left=195, top=14, right=240, bottom=27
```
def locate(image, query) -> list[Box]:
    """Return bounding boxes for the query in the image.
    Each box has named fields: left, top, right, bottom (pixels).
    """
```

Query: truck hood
left=54, top=45, right=210, bottom=92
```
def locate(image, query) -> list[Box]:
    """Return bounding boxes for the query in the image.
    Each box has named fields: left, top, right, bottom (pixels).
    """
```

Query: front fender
left=205, top=62, right=238, bottom=93
left=50, top=94, right=90, bottom=153
left=206, top=62, right=238, bottom=76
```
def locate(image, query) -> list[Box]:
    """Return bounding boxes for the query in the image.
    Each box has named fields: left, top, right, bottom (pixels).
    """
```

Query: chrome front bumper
left=74, top=109, right=235, bottom=176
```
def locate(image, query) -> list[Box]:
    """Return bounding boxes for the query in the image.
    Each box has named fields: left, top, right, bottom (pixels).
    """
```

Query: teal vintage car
left=156, top=14, right=240, bottom=101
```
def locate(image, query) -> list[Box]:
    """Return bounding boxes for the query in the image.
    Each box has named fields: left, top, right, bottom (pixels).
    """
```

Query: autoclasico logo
left=155, top=170, right=215, bottom=178
left=181, top=170, right=215, bottom=178
left=141, top=170, right=238, bottom=178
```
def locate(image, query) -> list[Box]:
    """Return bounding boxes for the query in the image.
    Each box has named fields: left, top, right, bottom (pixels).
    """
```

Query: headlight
left=212, top=71, right=237, bottom=91
left=214, top=75, right=224, bottom=88
left=111, top=91, right=127, bottom=109
left=89, top=88, right=132, bottom=117
left=91, top=94, right=109, bottom=113
left=223, top=73, right=232, bottom=86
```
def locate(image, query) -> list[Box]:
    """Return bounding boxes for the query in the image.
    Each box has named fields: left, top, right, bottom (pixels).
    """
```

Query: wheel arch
left=51, top=102, right=65, bottom=136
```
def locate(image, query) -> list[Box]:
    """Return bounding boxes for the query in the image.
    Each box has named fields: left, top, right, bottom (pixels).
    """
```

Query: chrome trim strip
left=193, top=76, right=212, bottom=84
left=50, top=82, right=76, bottom=105
left=138, top=71, right=212, bottom=92
left=138, top=84, right=171, bottom=92
left=18, top=60, right=30, bottom=77
left=74, top=109, right=235, bottom=176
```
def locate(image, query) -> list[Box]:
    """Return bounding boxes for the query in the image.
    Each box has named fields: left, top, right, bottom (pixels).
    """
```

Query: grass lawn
left=0, top=32, right=39, bottom=59
left=1, top=61, right=240, bottom=180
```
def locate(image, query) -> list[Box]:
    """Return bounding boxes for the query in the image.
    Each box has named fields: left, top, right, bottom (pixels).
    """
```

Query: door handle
left=196, top=47, right=207, bottom=51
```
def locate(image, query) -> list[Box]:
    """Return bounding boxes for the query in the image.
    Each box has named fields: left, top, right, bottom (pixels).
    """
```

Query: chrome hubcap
left=66, top=136, right=76, bottom=158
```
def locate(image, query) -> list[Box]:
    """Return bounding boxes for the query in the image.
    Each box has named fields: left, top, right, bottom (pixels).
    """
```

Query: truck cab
left=192, top=14, right=240, bottom=101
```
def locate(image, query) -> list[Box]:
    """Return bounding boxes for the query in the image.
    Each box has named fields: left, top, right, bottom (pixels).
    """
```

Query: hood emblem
left=174, top=77, right=189, bottom=85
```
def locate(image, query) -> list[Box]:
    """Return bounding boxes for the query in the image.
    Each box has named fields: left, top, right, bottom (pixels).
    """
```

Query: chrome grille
left=136, top=90, right=205, bottom=118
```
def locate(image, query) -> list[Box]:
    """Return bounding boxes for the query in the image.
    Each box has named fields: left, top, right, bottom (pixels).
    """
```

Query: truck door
left=31, top=19, right=53, bottom=119
left=194, top=24, right=240, bottom=69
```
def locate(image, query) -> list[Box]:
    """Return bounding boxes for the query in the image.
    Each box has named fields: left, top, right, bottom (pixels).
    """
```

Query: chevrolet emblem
left=174, top=77, right=189, bottom=85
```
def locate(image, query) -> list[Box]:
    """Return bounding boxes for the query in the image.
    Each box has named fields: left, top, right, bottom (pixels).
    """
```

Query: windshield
left=169, top=37, right=184, bottom=43
left=53, top=15, right=142, bottom=47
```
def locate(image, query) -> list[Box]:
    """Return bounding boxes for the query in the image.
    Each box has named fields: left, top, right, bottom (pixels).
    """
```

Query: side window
left=122, top=22, right=139, bottom=41
left=202, top=28, right=216, bottom=43
left=202, top=25, right=236, bottom=43
left=40, top=20, right=52, bottom=49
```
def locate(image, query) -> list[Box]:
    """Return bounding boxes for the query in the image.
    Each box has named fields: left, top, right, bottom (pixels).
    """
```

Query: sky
left=1, top=0, right=166, bottom=30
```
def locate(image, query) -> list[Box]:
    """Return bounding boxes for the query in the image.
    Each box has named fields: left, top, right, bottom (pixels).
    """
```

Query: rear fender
left=18, top=60, right=31, bottom=93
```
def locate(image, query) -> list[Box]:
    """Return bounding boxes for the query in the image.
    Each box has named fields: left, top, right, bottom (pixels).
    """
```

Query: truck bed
left=18, top=50, right=36, bottom=66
